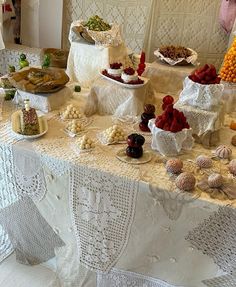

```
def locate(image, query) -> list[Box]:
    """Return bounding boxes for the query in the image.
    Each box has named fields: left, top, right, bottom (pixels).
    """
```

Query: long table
left=0, top=92, right=236, bottom=287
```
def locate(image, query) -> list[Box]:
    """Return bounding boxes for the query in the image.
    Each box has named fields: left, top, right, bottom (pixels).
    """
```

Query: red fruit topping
left=163, top=95, right=174, bottom=105
left=140, top=51, right=145, bottom=63
left=110, top=62, right=122, bottom=69
left=123, top=67, right=135, bottom=75
left=189, top=64, right=220, bottom=85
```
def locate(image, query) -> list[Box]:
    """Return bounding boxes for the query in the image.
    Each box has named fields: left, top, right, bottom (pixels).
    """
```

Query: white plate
left=11, top=110, right=48, bottom=139
left=116, top=148, right=152, bottom=165
left=100, top=71, right=148, bottom=89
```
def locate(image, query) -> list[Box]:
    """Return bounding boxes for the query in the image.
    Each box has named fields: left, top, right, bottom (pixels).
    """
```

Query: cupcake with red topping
left=121, top=67, right=139, bottom=83
left=107, top=62, right=123, bottom=77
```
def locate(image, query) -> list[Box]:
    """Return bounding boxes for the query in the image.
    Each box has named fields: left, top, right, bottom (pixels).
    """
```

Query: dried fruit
left=159, top=45, right=192, bottom=60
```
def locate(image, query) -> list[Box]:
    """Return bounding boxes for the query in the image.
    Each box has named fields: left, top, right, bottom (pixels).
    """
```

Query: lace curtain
left=228, top=18, right=236, bottom=47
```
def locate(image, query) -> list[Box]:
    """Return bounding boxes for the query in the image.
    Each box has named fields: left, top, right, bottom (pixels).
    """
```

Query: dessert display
left=189, top=64, right=221, bottom=85
left=126, top=133, right=145, bottom=159
left=19, top=53, right=29, bottom=69
left=66, top=120, right=84, bottom=134
left=220, top=36, right=236, bottom=83
left=196, top=155, right=213, bottom=169
left=155, top=102, right=190, bottom=133
left=148, top=96, right=193, bottom=156
left=137, top=52, right=146, bottom=76
left=8, top=67, right=69, bottom=94
left=175, top=172, right=196, bottom=191
left=100, top=125, right=126, bottom=144
left=229, top=159, right=236, bottom=175
left=84, top=15, right=111, bottom=31
left=19, top=99, right=40, bottom=135
left=139, top=104, right=156, bottom=132
left=102, top=66, right=145, bottom=86
left=231, top=135, right=236, bottom=146
left=107, top=63, right=123, bottom=77
left=61, top=104, right=83, bottom=120
left=208, top=173, right=223, bottom=188
left=214, top=145, right=232, bottom=159
left=76, top=135, right=95, bottom=150
left=166, top=158, right=183, bottom=174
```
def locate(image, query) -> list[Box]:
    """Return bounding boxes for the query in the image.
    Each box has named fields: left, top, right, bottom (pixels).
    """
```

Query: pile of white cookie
left=77, top=135, right=95, bottom=150
left=61, top=104, right=83, bottom=120
left=102, top=125, right=126, bottom=144
left=66, top=120, right=84, bottom=134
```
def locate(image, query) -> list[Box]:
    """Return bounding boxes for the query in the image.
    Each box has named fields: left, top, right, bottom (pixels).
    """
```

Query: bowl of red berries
left=148, top=96, right=194, bottom=156
left=178, top=64, right=224, bottom=110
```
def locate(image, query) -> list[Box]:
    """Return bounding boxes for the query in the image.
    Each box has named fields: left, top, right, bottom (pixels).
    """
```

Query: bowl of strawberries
left=178, top=64, right=224, bottom=110
left=148, top=96, right=194, bottom=156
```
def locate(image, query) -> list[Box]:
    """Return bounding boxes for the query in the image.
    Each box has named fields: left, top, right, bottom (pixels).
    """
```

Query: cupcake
left=121, top=67, right=138, bottom=83
left=107, top=63, right=123, bottom=77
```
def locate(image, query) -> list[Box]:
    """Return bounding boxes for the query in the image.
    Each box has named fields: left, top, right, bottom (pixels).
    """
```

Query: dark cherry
left=127, top=133, right=145, bottom=147
left=139, top=122, right=150, bottom=132
left=144, top=104, right=155, bottom=114
left=141, top=112, right=155, bottom=123
left=126, top=146, right=143, bottom=158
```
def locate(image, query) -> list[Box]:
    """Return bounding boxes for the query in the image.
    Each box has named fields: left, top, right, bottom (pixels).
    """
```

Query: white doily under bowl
left=148, top=119, right=194, bottom=157
left=116, top=148, right=152, bottom=165
left=154, top=48, right=198, bottom=66
left=11, top=111, right=48, bottom=140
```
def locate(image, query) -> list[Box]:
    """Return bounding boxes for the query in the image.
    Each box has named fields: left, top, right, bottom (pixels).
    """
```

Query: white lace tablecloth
left=85, top=78, right=153, bottom=117
left=0, top=98, right=236, bottom=287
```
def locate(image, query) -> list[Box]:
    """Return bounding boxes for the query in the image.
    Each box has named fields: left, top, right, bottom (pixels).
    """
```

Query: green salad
left=84, top=15, right=111, bottom=31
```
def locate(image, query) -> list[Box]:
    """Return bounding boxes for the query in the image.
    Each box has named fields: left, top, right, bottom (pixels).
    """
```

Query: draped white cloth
left=0, top=0, right=5, bottom=50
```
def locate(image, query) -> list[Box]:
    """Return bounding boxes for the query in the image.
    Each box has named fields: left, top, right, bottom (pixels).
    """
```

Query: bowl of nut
left=154, top=45, right=198, bottom=66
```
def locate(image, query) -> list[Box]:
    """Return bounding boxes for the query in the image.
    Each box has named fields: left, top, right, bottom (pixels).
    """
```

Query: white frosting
left=121, top=71, right=138, bottom=83
left=107, top=68, right=123, bottom=76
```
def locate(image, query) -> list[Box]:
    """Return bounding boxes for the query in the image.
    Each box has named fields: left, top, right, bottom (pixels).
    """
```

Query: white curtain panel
left=0, top=0, right=5, bottom=50
left=228, top=18, right=236, bottom=48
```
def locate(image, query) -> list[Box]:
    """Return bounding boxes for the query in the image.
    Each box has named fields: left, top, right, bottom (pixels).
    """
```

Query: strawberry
left=170, top=119, right=182, bottom=133
left=163, top=122, right=170, bottom=131
left=163, top=95, right=174, bottom=105
left=156, top=119, right=164, bottom=129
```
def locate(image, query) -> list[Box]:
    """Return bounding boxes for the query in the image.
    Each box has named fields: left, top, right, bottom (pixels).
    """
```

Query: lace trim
left=97, top=268, right=180, bottom=287
left=202, top=274, right=236, bottom=287
left=70, top=165, right=138, bottom=271
left=186, top=206, right=236, bottom=274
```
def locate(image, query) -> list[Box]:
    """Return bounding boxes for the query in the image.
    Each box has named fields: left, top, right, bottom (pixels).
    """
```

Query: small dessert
left=159, top=45, right=192, bottom=60
left=121, top=67, right=138, bottom=83
left=166, top=158, right=183, bottom=174
left=102, top=125, right=126, bottom=144
left=208, top=173, right=223, bottom=188
left=139, top=104, right=156, bottom=132
left=196, top=155, right=212, bottom=168
left=107, top=63, right=123, bottom=77
left=231, top=135, right=236, bottom=146
left=66, top=120, right=84, bottom=134
left=19, top=53, right=29, bottom=69
left=126, top=133, right=145, bottom=158
left=155, top=103, right=190, bottom=133
left=61, top=104, right=83, bottom=120
left=229, top=159, right=236, bottom=176
left=19, top=99, right=40, bottom=135
left=215, top=145, right=232, bottom=159
left=189, top=64, right=221, bottom=85
left=76, top=135, right=95, bottom=150
left=230, top=121, right=236, bottom=131
left=175, top=172, right=196, bottom=191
